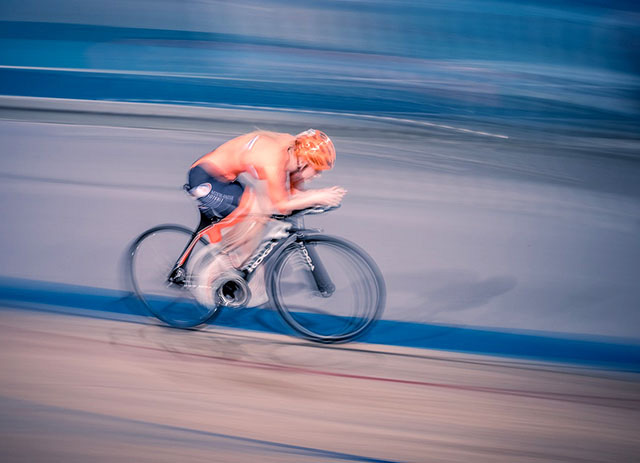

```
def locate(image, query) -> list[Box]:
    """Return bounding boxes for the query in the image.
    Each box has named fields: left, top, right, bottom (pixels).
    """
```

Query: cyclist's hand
left=314, top=186, right=346, bottom=207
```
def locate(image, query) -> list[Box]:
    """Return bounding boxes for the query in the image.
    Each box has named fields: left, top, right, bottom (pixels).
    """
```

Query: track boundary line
left=3, top=321, right=639, bottom=411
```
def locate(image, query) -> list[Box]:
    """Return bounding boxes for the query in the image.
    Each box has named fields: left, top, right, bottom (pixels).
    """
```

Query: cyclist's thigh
left=188, top=166, right=245, bottom=220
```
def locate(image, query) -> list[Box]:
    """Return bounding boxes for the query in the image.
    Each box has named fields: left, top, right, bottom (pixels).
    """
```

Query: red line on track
left=4, top=323, right=640, bottom=409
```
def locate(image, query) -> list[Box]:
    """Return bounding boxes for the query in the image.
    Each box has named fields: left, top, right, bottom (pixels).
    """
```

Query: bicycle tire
left=128, top=224, right=220, bottom=328
left=268, top=235, right=385, bottom=343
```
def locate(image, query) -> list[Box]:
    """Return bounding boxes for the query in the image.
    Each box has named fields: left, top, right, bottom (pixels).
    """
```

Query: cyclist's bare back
left=191, top=130, right=345, bottom=216
left=186, top=129, right=345, bottom=273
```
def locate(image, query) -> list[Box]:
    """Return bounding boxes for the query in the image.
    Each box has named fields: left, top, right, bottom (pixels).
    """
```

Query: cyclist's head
left=293, top=129, right=336, bottom=171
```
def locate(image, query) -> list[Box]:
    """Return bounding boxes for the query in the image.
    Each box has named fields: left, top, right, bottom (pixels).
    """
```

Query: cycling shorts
left=187, top=165, right=245, bottom=221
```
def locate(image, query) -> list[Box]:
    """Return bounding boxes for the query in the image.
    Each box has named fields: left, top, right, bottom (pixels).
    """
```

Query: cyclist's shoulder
left=247, top=131, right=292, bottom=162
left=247, top=130, right=294, bottom=146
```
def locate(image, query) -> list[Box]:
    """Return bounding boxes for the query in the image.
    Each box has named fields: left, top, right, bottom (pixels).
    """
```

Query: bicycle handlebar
left=271, top=204, right=340, bottom=221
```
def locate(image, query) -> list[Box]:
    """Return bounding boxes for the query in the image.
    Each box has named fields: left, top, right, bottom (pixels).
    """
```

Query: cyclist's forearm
left=274, top=190, right=322, bottom=214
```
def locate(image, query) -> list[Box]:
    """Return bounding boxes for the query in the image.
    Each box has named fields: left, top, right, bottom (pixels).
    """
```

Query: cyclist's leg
left=185, top=176, right=253, bottom=305
left=188, top=166, right=244, bottom=222
left=187, top=167, right=276, bottom=306
left=194, top=183, right=269, bottom=271
left=218, top=192, right=270, bottom=267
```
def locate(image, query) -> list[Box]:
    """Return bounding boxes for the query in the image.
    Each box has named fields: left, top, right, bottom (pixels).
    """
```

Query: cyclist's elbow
left=273, top=200, right=292, bottom=215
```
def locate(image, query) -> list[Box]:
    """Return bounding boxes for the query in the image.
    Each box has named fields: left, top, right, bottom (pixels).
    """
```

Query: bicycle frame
left=169, top=209, right=336, bottom=296
left=167, top=214, right=219, bottom=285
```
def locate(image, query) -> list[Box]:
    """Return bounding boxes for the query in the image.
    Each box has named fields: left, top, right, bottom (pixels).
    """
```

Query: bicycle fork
left=298, top=242, right=335, bottom=297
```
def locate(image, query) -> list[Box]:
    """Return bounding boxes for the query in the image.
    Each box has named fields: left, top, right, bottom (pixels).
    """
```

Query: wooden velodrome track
left=1, top=307, right=638, bottom=463
left=1, top=102, right=639, bottom=462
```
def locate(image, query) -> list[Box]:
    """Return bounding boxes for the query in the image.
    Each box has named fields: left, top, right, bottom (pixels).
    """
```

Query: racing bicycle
left=127, top=206, right=385, bottom=343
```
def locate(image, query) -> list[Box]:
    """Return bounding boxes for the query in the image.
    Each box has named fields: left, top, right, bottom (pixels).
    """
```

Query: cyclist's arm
left=265, top=165, right=346, bottom=214
left=263, top=165, right=316, bottom=213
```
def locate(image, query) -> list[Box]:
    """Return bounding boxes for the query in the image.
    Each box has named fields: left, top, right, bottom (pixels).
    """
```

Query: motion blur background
left=1, top=0, right=639, bottom=343
left=1, top=0, right=639, bottom=123
left=2, top=2, right=640, bottom=462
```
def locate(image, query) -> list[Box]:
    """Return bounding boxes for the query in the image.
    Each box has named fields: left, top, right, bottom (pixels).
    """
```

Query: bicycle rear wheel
left=268, top=235, right=385, bottom=343
left=128, top=225, right=220, bottom=328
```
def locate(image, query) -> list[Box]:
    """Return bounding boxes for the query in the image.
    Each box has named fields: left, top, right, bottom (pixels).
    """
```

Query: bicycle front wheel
left=128, top=225, right=220, bottom=328
left=268, top=236, right=385, bottom=343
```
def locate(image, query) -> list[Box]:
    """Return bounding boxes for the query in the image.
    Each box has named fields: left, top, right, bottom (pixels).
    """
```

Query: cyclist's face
left=291, top=163, right=319, bottom=183
left=300, top=164, right=319, bottom=180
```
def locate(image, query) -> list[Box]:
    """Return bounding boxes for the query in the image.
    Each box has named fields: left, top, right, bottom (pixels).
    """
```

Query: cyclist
left=186, top=128, right=345, bottom=270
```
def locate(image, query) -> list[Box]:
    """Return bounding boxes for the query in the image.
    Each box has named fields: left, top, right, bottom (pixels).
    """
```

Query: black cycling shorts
left=187, top=165, right=245, bottom=221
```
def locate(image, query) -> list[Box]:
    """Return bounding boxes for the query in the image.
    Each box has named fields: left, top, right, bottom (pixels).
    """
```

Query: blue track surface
left=1, top=276, right=639, bottom=371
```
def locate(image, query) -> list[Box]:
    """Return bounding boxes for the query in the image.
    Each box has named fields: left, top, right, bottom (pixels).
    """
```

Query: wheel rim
left=272, top=238, right=384, bottom=342
left=129, top=226, right=218, bottom=328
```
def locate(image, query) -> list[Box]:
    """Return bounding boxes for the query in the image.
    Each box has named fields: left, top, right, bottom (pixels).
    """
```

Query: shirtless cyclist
left=186, top=129, right=346, bottom=267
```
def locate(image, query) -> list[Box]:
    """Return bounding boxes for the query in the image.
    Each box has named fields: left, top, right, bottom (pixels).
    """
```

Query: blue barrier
left=1, top=16, right=638, bottom=128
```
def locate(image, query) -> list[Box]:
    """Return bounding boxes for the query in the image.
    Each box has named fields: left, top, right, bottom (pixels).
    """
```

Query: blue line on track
left=1, top=276, right=639, bottom=371
left=1, top=396, right=403, bottom=463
